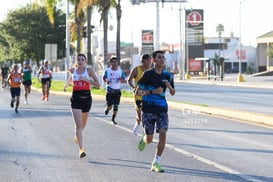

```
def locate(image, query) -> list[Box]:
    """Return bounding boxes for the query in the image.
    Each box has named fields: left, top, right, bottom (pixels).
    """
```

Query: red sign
left=189, top=59, right=202, bottom=71
left=188, top=11, right=202, bottom=26
left=142, top=31, right=153, bottom=44
left=236, top=50, right=246, bottom=60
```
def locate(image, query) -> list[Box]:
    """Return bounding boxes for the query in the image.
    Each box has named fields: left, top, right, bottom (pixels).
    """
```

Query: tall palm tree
left=78, top=0, right=97, bottom=65
left=43, top=0, right=96, bottom=55
left=216, top=23, right=224, bottom=57
left=44, top=0, right=119, bottom=67
left=116, top=0, right=121, bottom=62
left=98, top=0, right=111, bottom=68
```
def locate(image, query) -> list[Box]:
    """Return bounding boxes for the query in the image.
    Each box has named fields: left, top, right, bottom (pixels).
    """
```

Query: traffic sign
left=188, top=11, right=202, bottom=26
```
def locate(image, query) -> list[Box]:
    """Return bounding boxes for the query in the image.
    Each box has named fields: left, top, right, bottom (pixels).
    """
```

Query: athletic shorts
left=22, top=80, right=32, bottom=86
left=10, top=87, right=21, bottom=98
left=106, top=91, right=121, bottom=106
left=41, top=78, right=51, bottom=84
left=135, top=100, right=142, bottom=110
left=70, top=96, right=92, bottom=113
left=142, top=112, right=169, bottom=135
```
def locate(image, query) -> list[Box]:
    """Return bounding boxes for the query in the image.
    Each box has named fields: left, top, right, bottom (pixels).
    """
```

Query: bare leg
left=82, top=112, right=89, bottom=129
left=136, top=109, right=141, bottom=124
left=71, top=108, right=84, bottom=149
left=42, top=83, right=46, bottom=98
left=155, top=130, right=166, bottom=156
left=24, top=86, right=28, bottom=102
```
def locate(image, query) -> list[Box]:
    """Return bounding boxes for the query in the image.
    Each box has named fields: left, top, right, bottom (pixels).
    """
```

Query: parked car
left=226, top=66, right=239, bottom=73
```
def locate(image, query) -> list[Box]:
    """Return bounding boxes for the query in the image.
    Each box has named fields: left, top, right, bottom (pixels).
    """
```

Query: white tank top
left=72, top=67, right=90, bottom=91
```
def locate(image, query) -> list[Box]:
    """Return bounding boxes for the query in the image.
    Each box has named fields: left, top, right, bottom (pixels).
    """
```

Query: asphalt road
left=1, top=89, right=273, bottom=182
left=52, top=72, right=273, bottom=116
left=168, top=83, right=273, bottom=115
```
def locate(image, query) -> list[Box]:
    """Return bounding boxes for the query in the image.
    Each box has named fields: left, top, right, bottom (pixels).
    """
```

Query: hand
left=152, top=87, right=164, bottom=95
left=163, top=80, right=171, bottom=87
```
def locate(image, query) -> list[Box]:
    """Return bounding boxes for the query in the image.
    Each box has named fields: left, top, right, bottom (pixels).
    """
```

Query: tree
left=98, top=0, right=111, bottom=68
left=43, top=0, right=98, bottom=64
left=216, top=23, right=224, bottom=57
left=43, top=0, right=118, bottom=67
left=0, top=4, right=66, bottom=64
left=116, top=0, right=121, bottom=62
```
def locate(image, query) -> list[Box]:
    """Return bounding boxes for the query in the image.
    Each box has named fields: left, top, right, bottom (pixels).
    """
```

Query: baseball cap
left=141, top=54, right=150, bottom=60
left=44, top=59, right=48, bottom=63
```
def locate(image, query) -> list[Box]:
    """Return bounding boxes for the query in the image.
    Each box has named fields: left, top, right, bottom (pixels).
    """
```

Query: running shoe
left=41, top=95, right=45, bottom=101
left=79, top=148, right=86, bottom=158
left=151, top=162, right=164, bottom=172
left=133, top=123, right=140, bottom=136
left=138, top=134, right=146, bottom=151
left=24, top=100, right=28, bottom=104
left=104, top=108, right=109, bottom=115
left=111, top=119, right=117, bottom=125
left=15, top=108, right=19, bottom=114
left=10, top=101, right=14, bottom=108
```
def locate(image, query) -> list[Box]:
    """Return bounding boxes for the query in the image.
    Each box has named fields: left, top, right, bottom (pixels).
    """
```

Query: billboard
left=185, top=9, right=204, bottom=69
left=141, top=30, right=154, bottom=54
left=189, top=58, right=203, bottom=72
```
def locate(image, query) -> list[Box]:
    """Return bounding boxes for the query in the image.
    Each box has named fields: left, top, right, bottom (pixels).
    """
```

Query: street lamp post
left=65, top=0, right=70, bottom=81
left=179, top=2, right=185, bottom=80
left=237, top=1, right=244, bottom=82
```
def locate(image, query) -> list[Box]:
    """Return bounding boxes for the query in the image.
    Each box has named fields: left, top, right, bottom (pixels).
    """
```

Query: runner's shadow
left=89, top=158, right=243, bottom=181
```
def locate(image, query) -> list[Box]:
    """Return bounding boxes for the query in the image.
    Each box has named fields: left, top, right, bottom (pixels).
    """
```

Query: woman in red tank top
left=63, top=53, right=100, bottom=158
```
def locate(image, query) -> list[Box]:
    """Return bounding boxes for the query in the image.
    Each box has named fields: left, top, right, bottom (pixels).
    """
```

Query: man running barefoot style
left=127, top=53, right=151, bottom=135
left=135, top=50, right=176, bottom=172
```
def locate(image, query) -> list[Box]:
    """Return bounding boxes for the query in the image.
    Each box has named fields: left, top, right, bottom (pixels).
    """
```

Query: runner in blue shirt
left=135, top=50, right=176, bottom=172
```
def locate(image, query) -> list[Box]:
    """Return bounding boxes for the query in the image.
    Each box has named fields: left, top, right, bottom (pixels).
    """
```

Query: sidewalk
left=174, top=73, right=273, bottom=89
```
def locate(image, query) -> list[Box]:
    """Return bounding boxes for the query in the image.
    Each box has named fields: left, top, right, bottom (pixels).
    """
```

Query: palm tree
left=43, top=0, right=96, bottom=55
left=116, top=0, right=121, bottom=63
left=43, top=0, right=119, bottom=68
left=216, top=23, right=224, bottom=57
left=98, top=0, right=111, bottom=68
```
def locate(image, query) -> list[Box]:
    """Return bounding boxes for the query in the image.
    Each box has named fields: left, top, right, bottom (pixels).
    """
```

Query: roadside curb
left=167, top=101, right=273, bottom=127
left=35, top=88, right=273, bottom=127
left=120, top=96, right=273, bottom=127
left=175, top=80, right=273, bottom=90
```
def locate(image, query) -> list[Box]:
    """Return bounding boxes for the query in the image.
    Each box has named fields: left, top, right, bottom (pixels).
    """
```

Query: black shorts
left=135, top=100, right=142, bottom=110
left=70, top=96, right=92, bottom=113
left=106, top=91, right=121, bottom=106
left=10, top=87, right=21, bottom=97
left=22, top=80, right=32, bottom=86
left=41, top=78, right=51, bottom=84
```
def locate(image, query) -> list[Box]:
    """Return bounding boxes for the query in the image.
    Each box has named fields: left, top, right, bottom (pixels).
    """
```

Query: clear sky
left=1, top=0, right=273, bottom=47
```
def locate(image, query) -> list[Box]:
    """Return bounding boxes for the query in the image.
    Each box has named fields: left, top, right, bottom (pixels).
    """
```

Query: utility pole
left=65, top=0, right=70, bottom=81
left=155, top=0, right=160, bottom=50
left=237, top=1, right=244, bottom=82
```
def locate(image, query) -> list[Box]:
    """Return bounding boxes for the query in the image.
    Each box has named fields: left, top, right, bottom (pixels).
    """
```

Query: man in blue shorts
left=135, top=50, right=176, bottom=172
